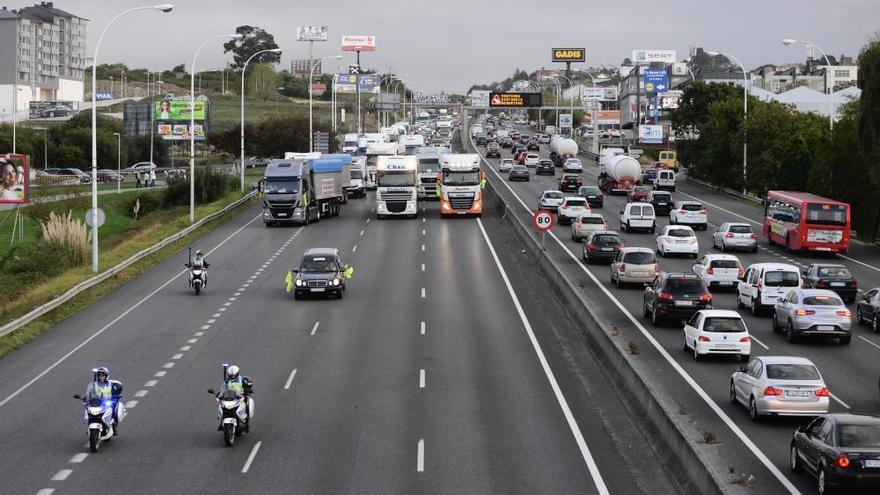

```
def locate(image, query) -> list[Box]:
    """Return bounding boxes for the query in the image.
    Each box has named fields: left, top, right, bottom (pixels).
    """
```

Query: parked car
left=611, top=247, right=659, bottom=287
left=126, top=162, right=157, bottom=174
left=692, top=254, right=743, bottom=290
left=499, top=159, right=515, bottom=173
left=772, top=288, right=852, bottom=344
left=647, top=190, right=673, bottom=216
left=731, top=356, right=829, bottom=421
left=790, top=413, right=880, bottom=494
left=557, top=197, right=590, bottom=226
left=655, top=225, right=699, bottom=258
left=582, top=231, right=623, bottom=264
left=738, top=263, right=802, bottom=316
left=619, top=202, right=656, bottom=233
left=670, top=201, right=708, bottom=230
left=802, top=264, right=858, bottom=303
left=96, top=169, right=123, bottom=183
left=683, top=309, right=751, bottom=362
left=855, top=287, right=880, bottom=332
left=712, top=223, right=758, bottom=253
left=55, top=168, right=91, bottom=183
left=627, top=185, right=652, bottom=203
left=562, top=158, right=583, bottom=173
left=577, top=185, right=604, bottom=208
left=643, top=272, right=711, bottom=324
left=508, top=165, right=530, bottom=182
left=536, top=160, right=555, bottom=175
left=538, top=190, right=565, bottom=211
left=558, top=173, right=582, bottom=191
left=571, top=214, right=607, bottom=241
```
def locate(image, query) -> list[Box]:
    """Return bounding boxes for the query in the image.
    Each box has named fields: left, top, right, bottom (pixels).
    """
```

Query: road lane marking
left=310, top=321, right=320, bottom=336
left=180, top=346, right=191, bottom=351
left=200, top=325, right=211, bottom=330
left=134, top=390, right=148, bottom=398
left=145, top=380, right=158, bottom=387
left=420, top=321, right=426, bottom=335
left=422, top=229, right=426, bottom=235
left=419, top=369, right=425, bottom=389
left=830, top=392, right=850, bottom=410
left=228, top=297, right=237, bottom=301
left=212, top=313, right=222, bottom=318
left=421, top=244, right=426, bottom=251
left=417, top=439, right=425, bottom=472
left=859, top=335, right=880, bottom=351
left=360, top=229, right=364, bottom=236
left=187, top=338, right=198, bottom=344
left=352, top=245, right=358, bottom=252
left=36, top=489, right=54, bottom=495
left=421, top=288, right=426, bottom=298
left=366, top=218, right=370, bottom=223
left=218, top=307, right=227, bottom=312
left=284, top=369, right=298, bottom=390
left=473, top=136, right=799, bottom=494
left=476, top=217, right=610, bottom=494
left=421, top=263, right=425, bottom=272
left=51, top=470, right=72, bottom=481
left=154, top=371, right=166, bottom=377
left=171, top=353, right=183, bottom=360
left=422, top=217, right=426, bottom=223
left=162, top=362, right=175, bottom=369
left=751, top=335, right=770, bottom=350
left=68, top=454, right=87, bottom=464
left=194, top=331, right=204, bottom=336
left=125, top=400, right=138, bottom=409
left=241, top=441, right=262, bottom=473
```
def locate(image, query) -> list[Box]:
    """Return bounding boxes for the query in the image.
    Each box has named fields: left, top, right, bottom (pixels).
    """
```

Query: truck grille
left=380, top=192, right=412, bottom=202
left=386, top=201, right=408, bottom=213
left=421, top=177, right=437, bottom=184
left=307, top=280, right=328, bottom=288
left=268, top=200, right=295, bottom=207
left=448, top=193, right=475, bottom=210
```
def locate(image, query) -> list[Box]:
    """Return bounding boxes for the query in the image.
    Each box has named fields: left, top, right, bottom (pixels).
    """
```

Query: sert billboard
left=28, top=101, right=77, bottom=120
left=552, top=48, right=585, bottom=63
left=638, top=124, right=664, bottom=144
left=342, top=35, right=376, bottom=51
left=582, top=87, right=619, bottom=102
left=632, top=50, right=677, bottom=64
left=0, top=154, right=29, bottom=204
left=155, top=98, right=207, bottom=121
left=489, top=92, right=542, bottom=108
left=297, top=25, right=328, bottom=41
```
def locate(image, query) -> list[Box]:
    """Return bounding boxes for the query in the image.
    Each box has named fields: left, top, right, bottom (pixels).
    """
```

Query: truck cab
left=376, top=155, right=418, bottom=218
left=342, top=133, right=359, bottom=154
left=416, top=147, right=448, bottom=201
left=438, top=153, right=485, bottom=217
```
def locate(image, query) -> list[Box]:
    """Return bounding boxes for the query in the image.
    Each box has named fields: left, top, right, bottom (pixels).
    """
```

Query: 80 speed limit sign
left=532, top=209, right=554, bottom=232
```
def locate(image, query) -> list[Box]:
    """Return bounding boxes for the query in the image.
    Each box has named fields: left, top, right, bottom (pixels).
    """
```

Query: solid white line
left=421, top=288, right=426, bottom=298
left=859, top=335, right=880, bottom=351
left=0, top=212, right=263, bottom=409
left=241, top=441, right=262, bottom=473
left=154, top=371, right=166, bottom=377
left=125, top=400, right=138, bottom=409
left=36, top=489, right=54, bottom=495
left=474, top=136, right=799, bottom=494
left=144, top=380, right=158, bottom=387
left=830, top=392, right=850, bottom=410
left=419, top=369, right=425, bottom=389
left=310, top=321, right=320, bottom=336
left=475, top=218, right=609, bottom=494
left=420, top=321, right=426, bottom=335
left=751, top=335, right=770, bottom=350
left=51, top=469, right=72, bottom=481
left=68, top=453, right=88, bottom=464
left=417, top=439, right=425, bottom=473
left=352, top=245, right=358, bottom=252
left=284, top=369, right=298, bottom=390
left=134, top=390, right=148, bottom=398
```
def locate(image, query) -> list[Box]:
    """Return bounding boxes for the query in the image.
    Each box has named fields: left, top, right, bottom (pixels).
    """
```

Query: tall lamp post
left=782, top=38, right=835, bottom=129
left=190, top=32, right=242, bottom=223
left=90, top=3, right=174, bottom=273
left=150, top=79, right=163, bottom=173
left=240, top=48, right=282, bottom=192
left=707, top=50, right=749, bottom=194
left=542, top=76, right=561, bottom=129
left=12, top=87, right=23, bottom=153
left=112, top=132, right=121, bottom=193
left=310, top=55, right=343, bottom=152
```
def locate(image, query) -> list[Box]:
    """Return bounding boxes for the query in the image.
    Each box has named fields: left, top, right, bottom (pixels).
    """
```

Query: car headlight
left=295, top=279, right=303, bottom=287
left=331, top=278, right=340, bottom=286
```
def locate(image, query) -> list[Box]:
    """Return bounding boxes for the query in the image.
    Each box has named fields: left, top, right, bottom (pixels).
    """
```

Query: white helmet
left=226, top=365, right=239, bottom=379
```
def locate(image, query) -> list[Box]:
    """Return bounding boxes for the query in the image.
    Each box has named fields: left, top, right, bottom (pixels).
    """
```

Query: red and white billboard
left=342, top=35, right=376, bottom=52
left=0, top=154, right=28, bottom=204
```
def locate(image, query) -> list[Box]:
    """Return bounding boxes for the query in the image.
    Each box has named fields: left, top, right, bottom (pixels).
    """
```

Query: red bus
left=763, top=191, right=851, bottom=253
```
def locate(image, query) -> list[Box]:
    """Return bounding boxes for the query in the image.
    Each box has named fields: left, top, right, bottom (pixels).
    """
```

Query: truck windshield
left=419, top=161, right=439, bottom=174
left=264, top=179, right=300, bottom=194
left=442, top=171, right=480, bottom=186
left=350, top=170, right=363, bottom=179
left=377, top=172, right=413, bottom=187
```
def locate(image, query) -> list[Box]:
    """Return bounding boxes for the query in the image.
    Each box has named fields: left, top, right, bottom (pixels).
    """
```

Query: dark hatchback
left=643, top=272, right=712, bottom=325
left=508, top=165, right=530, bottom=181
left=578, top=185, right=604, bottom=208
left=647, top=190, right=673, bottom=215
left=558, top=174, right=582, bottom=191
left=791, top=413, right=880, bottom=494
left=527, top=140, right=541, bottom=151
left=582, top=231, right=623, bottom=264
left=802, top=264, right=858, bottom=303
left=536, top=160, right=555, bottom=176
left=291, top=248, right=348, bottom=300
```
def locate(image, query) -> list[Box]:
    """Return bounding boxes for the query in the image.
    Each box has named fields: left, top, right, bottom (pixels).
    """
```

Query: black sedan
left=643, top=273, right=711, bottom=325
left=527, top=140, right=540, bottom=151
left=791, top=413, right=880, bottom=494
left=558, top=174, right=582, bottom=192
left=535, top=160, right=555, bottom=176
left=802, top=264, right=858, bottom=302
left=508, top=165, right=530, bottom=182
left=577, top=185, right=604, bottom=208
left=855, top=287, right=880, bottom=332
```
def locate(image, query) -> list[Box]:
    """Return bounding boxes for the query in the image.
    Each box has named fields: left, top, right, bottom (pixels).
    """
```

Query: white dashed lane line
left=283, top=369, right=298, bottom=390
left=241, top=441, right=262, bottom=473
left=420, top=321, right=426, bottom=335
left=417, top=439, right=425, bottom=473
left=50, top=470, right=71, bottom=481
left=68, top=454, right=87, bottom=464
left=310, top=321, right=320, bottom=336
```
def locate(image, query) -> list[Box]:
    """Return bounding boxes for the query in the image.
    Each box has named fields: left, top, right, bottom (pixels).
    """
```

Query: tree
left=671, top=82, right=742, bottom=137
left=223, top=26, right=281, bottom=70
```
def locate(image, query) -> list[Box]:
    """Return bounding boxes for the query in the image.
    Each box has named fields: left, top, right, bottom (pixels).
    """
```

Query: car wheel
left=692, top=343, right=701, bottom=361
left=790, top=444, right=803, bottom=473
left=720, top=240, right=727, bottom=252
left=620, top=221, right=627, bottom=232
left=818, top=465, right=833, bottom=495
left=729, top=381, right=738, bottom=404
left=749, top=396, right=760, bottom=422
left=750, top=297, right=760, bottom=316
left=649, top=224, right=656, bottom=234
left=644, top=301, right=651, bottom=318
left=873, top=315, right=880, bottom=333
left=840, top=335, right=851, bottom=345
left=651, top=304, right=660, bottom=326
left=771, top=315, right=781, bottom=333
left=786, top=321, right=797, bottom=343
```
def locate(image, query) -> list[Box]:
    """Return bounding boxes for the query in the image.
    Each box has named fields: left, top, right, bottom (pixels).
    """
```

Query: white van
left=342, top=133, right=359, bottom=154
left=653, top=170, right=676, bottom=191
left=619, top=202, right=656, bottom=233
left=737, top=263, right=802, bottom=315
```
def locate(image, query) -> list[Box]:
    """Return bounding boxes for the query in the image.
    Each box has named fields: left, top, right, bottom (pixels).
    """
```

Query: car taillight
left=814, top=387, right=830, bottom=397
left=816, top=281, right=828, bottom=288
left=848, top=281, right=857, bottom=288
left=724, top=233, right=734, bottom=238
left=837, top=309, right=851, bottom=317
left=689, top=238, right=697, bottom=244
left=833, top=454, right=851, bottom=468
left=706, top=267, right=715, bottom=275
left=619, top=264, right=626, bottom=272
left=658, top=292, right=673, bottom=300
left=739, top=336, right=751, bottom=343
left=699, top=293, right=712, bottom=303
left=763, top=386, right=783, bottom=396
left=795, top=309, right=816, bottom=316
left=586, top=242, right=596, bottom=250
left=597, top=194, right=604, bottom=200
left=750, top=233, right=758, bottom=239
left=697, top=336, right=710, bottom=342
left=699, top=210, right=707, bottom=215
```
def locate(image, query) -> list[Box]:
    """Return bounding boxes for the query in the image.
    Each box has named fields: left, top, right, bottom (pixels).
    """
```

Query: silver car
left=499, top=159, right=514, bottom=173
left=730, top=356, right=830, bottom=421
left=772, top=288, right=852, bottom=344
left=712, top=222, right=758, bottom=253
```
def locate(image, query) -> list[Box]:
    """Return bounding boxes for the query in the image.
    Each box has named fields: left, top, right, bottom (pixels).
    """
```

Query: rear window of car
left=580, top=216, right=605, bottom=224
left=703, top=317, right=746, bottom=333
left=667, top=229, right=694, bottom=238
left=665, top=278, right=705, bottom=293
left=803, top=295, right=844, bottom=306
left=567, top=159, right=581, bottom=164
left=729, top=225, right=753, bottom=234
left=545, top=192, right=564, bottom=199
left=652, top=193, right=671, bottom=200
left=680, top=203, right=704, bottom=211
left=765, top=364, right=820, bottom=380
left=581, top=186, right=601, bottom=194
left=817, top=266, right=852, bottom=278
left=512, top=166, right=527, bottom=171
left=710, top=259, right=740, bottom=269
left=565, top=199, right=587, bottom=207
left=622, top=252, right=655, bottom=264
left=540, top=160, right=553, bottom=165
left=764, top=271, right=800, bottom=287
left=630, top=205, right=654, bottom=216
left=838, top=425, right=880, bottom=448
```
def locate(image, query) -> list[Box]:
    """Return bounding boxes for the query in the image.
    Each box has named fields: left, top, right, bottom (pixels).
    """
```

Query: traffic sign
left=532, top=209, right=554, bottom=232
left=85, top=207, right=105, bottom=228
left=349, top=65, right=360, bottom=75
left=643, top=69, right=669, bottom=93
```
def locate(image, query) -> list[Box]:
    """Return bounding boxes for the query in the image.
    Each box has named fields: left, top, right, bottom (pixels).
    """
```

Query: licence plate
left=714, top=344, right=737, bottom=349
left=675, top=300, right=694, bottom=306
left=657, top=202, right=667, bottom=206
left=277, top=212, right=288, bottom=217
left=786, top=390, right=812, bottom=398
left=831, top=282, right=844, bottom=287
left=310, top=288, right=325, bottom=292
left=817, top=325, right=834, bottom=331
left=865, top=459, right=880, bottom=468
left=601, top=247, right=614, bottom=251
left=633, top=272, right=648, bottom=277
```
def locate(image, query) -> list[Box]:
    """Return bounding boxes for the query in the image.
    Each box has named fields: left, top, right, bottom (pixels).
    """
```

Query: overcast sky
left=51, top=0, right=878, bottom=93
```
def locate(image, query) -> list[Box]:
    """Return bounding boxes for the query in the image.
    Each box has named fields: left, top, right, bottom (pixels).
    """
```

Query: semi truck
left=347, top=156, right=367, bottom=198
left=262, top=157, right=347, bottom=227
left=549, top=136, right=578, bottom=167
left=366, top=142, right=401, bottom=190
left=438, top=153, right=484, bottom=217
left=375, top=155, right=418, bottom=218
left=415, top=146, right=449, bottom=200
left=598, top=155, right=641, bottom=194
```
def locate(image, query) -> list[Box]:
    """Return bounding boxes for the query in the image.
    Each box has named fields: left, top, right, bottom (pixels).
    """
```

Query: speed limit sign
left=532, top=209, right=554, bottom=232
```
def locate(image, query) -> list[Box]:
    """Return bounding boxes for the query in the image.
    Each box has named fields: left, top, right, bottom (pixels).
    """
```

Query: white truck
left=365, top=142, right=401, bottom=190
left=400, top=134, right=426, bottom=153
left=549, top=136, right=579, bottom=167
left=342, top=133, right=359, bottom=154
left=415, top=147, right=448, bottom=200
left=599, top=155, right=641, bottom=194
left=376, top=155, right=418, bottom=218
left=347, top=155, right=368, bottom=198
left=438, top=153, right=484, bottom=217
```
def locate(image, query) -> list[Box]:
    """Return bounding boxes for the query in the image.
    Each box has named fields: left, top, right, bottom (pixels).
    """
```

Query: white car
left=609, top=129, right=622, bottom=138
left=499, top=159, right=514, bottom=173
left=683, top=310, right=751, bottom=362
left=571, top=213, right=607, bottom=241
left=557, top=197, right=590, bottom=225
left=692, top=254, right=743, bottom=290
left=670, top=201, right=708, bottom=230
left=737, top=263, right=802, bottom=315
left=562, top=158, right=583, bottom=173
left=712, top=222, right=758, bottom=253
left=619, top=202, right=656, bottom=233
left=655, top=225, right=698, bottom=257
left=537, top=133, right=551, bottom=144
left=524, top=153, right=540, bottom=167
left=538, top=190, right=565, bottom=211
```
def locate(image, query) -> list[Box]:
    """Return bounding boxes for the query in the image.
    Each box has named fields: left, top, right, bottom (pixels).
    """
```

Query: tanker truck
left=598, top=155, right=641, bottom=194
left=549, top=136, right=579, bottom=167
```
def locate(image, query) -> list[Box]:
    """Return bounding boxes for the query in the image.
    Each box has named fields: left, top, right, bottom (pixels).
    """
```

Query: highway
left=0, top=187, right=678, bottom=493
left=472, top=124, right=880, bottom=494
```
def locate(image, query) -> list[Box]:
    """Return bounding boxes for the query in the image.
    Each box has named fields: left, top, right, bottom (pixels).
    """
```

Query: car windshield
left=838, top=425, right=880, bottom=448
left=594, top=234, right=621, bottom=244
left=545, top=192, right=563, bottom=199
left=442, top=171, right=480, bottom=186
left=803, top=295, right=844, bottom=306
left=729, top=225, right=753, bottom=234
left=622, top=252, right=655, bottom=264
left=665, top=278, right=705, bottom=293
left=580, top=216, right=604, bottom=224
left=681, top=204, right=703, bottom=211
left=765, top=364, right=820, bottom=380
left=378, top=172, right=414, bottom=187
left=817, top=266, right=851, bottom=278
left=703, top=317, right=746, bottom=333
left=299, top=257, right=338, bottom=273
left=264, top=179, right=300, bottom=194
left=667, top=229, right=694, bottom=238
left=710, top=259, right=740, bottom=269
left=764, top=271, right=800, bottom=287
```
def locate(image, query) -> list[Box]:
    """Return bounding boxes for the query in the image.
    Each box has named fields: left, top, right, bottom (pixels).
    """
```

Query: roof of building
left=15, top=2, right=85, bottom=22
left=0, top=7, right=20, bottom=18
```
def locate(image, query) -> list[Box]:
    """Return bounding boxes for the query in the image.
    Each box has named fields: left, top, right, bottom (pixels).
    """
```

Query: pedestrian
left=149, top=168, right=156, bottom=187
left=135, top=171, right=141, bottom=188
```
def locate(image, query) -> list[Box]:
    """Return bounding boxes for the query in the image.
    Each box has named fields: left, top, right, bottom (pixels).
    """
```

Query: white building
left=820, top=65, right=859, bottom=92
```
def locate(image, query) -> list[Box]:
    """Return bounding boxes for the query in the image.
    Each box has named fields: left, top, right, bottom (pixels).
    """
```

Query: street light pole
left=90, top=3, right=174, bottom=273
left=190, top=32, right=242, bottom=223
left=150, top=80, right=163, bottom=174
left=310, top=55, right=343, bottom=152
left=708, top=50, right=749, bottom=194
left=240, top=48, right=282, bottom=192
left=782, top=39, right=834, bottom=129
left=113, top=132, right=121, bottom=193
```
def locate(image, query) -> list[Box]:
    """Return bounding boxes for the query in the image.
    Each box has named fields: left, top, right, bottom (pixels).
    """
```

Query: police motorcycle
left=185, top=247, right=209, bottom=295
left=207, top=364, right=252, bottom=447
left=73, top=369, right=124, bottom=453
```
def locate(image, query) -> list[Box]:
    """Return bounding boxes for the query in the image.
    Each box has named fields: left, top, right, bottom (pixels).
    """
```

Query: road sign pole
left=542, top=231, right=545, bottom=251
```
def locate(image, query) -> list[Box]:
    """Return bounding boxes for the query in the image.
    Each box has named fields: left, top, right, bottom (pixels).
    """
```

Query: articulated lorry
left=438, top=153, right=485, bottom=217
left=366, top=142, right=401, bottom=190
left=415, top=146, right=450, bottom=200
left=262, top=156, right=348, bottom=227
left=598, top=154, right=641, bottom=194
left=549, top=136, right=579, bottom=167
left=376, top=155, right=418, bottom=218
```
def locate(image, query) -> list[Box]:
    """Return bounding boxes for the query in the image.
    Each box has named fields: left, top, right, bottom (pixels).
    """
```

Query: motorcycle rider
left=84, top=367, right=123, bottom=435
left=186, top=249, right=210, bottom=287
left=215, top=365, right=253, bottom=431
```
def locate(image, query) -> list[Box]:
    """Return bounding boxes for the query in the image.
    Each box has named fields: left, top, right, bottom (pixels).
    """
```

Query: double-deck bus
left=763, top=191, right=851, bottom=253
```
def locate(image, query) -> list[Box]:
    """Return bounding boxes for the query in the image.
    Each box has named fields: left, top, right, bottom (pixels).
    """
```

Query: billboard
left=96, top=91, right=113, bottom=101
left=469, top=90, right=490, bottom=108
left=552, top=48, right=585, bottom=63
left=643, top=69, right=670, bottom=93
left=659, top=90, right=684, bottom=109
left=309, top=83, right=327, bottom=96
left=29, top=101, right=77, bottom=120
left=157, top=123, right=206, bottom=141
left=638, top=124, right=664, bottom=144
left=342, top=35, right=376, bottom=51
left=632, top=50, right=677, bottom=64
left=594, top=110, right=621, bottom=125
left=0, top=154, right=28, bottom=204
left=489, top=92, right=542, bottom=108
left=297, top=25, right=328, bottom=41
left=358, top=74, right=381, bottom=94
left=559, top=114, right=573, bottom=128
left=292, top=59, right=321, bottom=75
left=377, top=93, right=400, bottom=111
left=582, top=87, right=619, bottom=101
left=155, top=98, right=207, bottom=121
left=334, top=73, right=357, bottom=93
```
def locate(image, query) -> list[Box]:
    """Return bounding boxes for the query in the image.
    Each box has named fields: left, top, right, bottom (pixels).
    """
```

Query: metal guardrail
left=0, top=190, right=257, bottom=338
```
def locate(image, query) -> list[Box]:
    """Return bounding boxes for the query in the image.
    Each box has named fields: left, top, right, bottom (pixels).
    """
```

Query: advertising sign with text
left=342, top=35, right=376, bottom=51
left=297, top=26, right=328, bottom=41
left=552, top=48, right=585, bottom=62
left=631, top=50, right=677, bottom=64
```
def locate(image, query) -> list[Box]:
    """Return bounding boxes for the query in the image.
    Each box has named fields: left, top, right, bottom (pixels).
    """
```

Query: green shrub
left=126, top=192, right=163, bottom=218
left=162, top=168, right=230, bottom=208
